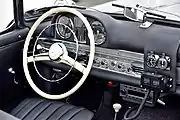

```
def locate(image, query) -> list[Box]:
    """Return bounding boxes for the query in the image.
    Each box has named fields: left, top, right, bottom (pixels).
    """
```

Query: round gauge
left=146, top=54, right=158, bottom=67
left=56, top=15, right=74, bottom=39
left=157, top=57, right=168, bottom=70
left=91, top=21, right=106, bottom=45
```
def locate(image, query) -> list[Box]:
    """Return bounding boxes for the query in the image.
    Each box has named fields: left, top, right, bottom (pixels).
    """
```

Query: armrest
left=0, top=110, right=20, bottom=120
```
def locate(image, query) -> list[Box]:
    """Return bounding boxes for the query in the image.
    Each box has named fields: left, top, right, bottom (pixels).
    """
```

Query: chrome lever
left=8, top=67, right=18, bottom=84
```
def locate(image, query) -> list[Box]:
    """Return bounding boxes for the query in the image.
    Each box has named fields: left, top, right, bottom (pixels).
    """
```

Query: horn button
left=49, top=43, right=65, bottom=60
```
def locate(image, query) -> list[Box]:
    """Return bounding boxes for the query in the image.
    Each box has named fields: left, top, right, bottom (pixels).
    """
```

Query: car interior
left=1, top=0, right=180, bottom=120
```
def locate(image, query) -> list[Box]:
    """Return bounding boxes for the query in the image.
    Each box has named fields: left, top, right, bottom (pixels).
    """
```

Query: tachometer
left=56, top=15, right=74, bottom=39
left=91, top=21, right=106, bottom=45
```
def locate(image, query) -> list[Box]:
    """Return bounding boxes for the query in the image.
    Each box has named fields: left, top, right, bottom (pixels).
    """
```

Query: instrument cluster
left=54, top=14, right=107, bottom=45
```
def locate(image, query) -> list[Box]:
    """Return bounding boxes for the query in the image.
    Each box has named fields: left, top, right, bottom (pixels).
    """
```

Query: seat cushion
left=11, top=98, right=94, bottom=120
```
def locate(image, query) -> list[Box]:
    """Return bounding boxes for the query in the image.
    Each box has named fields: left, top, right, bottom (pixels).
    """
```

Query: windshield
left=1, top=0, right=180, bottom=31
left=24, top=0, right=180, bottom=22
left=23, top=0, right=180, bottom=22
left=92, top=0, right=180, bottom=21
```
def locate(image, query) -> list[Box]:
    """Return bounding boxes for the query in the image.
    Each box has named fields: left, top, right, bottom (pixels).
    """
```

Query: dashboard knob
left=94, top=58, right=100, bottom=64
left=101, top=60, right=108, bottom=66
left=118, top=64, right=122, bottom=69
left=118, top=63, right=124, bottom=69
left=111, top=61, right=117, bottom=66
left=157, top=57, right=168, bottom=70
left=146, top=53, right=159, bottom=68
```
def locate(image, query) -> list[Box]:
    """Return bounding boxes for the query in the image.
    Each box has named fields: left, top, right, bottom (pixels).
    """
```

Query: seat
left=10, top=98, right=94, bottom=120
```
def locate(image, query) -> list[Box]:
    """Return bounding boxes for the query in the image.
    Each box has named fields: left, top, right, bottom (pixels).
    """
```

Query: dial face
left=146, top=54, right=157, bottom=67
left=157, top=57, right=168, bottom=69
left=91, top=21, right=106, bottom=45
left=56, top=16, right=74, bottom=39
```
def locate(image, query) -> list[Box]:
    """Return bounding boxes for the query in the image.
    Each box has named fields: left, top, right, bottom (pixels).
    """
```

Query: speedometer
left=56, top=16, right=74, bottom=39
left=91, top=21, right=106, bottom=45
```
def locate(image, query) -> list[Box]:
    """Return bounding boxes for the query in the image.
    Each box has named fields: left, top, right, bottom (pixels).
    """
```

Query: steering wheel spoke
left=60, top=55, right=86, bottom=74
left=27, top=53, right=50, bottom=63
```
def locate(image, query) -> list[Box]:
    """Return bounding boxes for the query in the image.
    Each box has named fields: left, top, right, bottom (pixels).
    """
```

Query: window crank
left=8, top=67, right=18, bottom=84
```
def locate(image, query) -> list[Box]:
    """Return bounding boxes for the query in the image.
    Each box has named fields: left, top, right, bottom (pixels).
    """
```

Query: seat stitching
left=56, top=106, right=76, bottom=120
left=46, top=103, right=67, bottom=120
left=24, top=100, right=53, bottom=120
left=20, top=99, right=45, bottom=119
left=69, top=108, right=85, bottom=120
left=13, top=99, right=34, bottom=116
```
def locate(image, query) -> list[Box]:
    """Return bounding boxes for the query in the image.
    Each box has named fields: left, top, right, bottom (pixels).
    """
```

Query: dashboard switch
left=101, top=60, right=108, bottom=68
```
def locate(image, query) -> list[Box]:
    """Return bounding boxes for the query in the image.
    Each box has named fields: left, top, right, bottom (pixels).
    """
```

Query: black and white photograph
left=0, top=0, right=180, bottom=120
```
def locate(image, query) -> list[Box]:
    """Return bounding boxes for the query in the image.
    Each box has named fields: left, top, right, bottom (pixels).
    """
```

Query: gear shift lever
left=113, top=103, right=122, bottom=120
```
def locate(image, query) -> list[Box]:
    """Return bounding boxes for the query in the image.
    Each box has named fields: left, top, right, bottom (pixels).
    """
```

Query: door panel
left=0, top=28, right=28, bottom=111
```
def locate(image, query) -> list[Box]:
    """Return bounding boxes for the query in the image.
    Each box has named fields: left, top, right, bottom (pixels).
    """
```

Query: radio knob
left=101, top=60, right=108, bottom=66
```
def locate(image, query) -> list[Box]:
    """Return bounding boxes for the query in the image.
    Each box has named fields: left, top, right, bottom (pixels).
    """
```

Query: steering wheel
left=23, top=7, right=95, bottom=100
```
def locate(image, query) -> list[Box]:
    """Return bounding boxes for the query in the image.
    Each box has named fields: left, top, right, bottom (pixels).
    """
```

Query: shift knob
left=113, top=103, right=122, bottom=113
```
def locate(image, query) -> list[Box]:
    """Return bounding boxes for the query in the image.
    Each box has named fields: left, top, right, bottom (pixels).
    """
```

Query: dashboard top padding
left=80, top=10, right=180, bottom=53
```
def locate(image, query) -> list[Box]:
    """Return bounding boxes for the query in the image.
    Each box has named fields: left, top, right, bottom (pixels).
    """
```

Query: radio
left=120, top=84, right=157, bottom=107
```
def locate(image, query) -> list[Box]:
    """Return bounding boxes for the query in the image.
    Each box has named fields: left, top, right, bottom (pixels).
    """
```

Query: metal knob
left=111, top=61, right=117, bottom=66
left=8, top=67, right=15, bottom=74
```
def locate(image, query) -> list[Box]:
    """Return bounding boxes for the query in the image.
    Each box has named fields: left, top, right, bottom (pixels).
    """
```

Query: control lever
left=36, top=44, right=49, bottom=51
left=157, top=99, right=165, bottom=106
left=113, top=103, right=122, bottom=120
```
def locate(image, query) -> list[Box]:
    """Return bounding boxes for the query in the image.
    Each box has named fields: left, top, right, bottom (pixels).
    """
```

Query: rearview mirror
left=123, top=7, right=144, bottom=22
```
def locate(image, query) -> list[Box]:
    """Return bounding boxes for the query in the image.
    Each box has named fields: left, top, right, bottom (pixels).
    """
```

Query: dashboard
left=35, top=8, right=180, bottom=100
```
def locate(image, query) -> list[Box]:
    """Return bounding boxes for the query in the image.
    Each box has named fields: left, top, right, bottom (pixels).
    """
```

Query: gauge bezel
left=55, top=15, right=74, bottom=39
left=91, top=20, right=106, bottom=45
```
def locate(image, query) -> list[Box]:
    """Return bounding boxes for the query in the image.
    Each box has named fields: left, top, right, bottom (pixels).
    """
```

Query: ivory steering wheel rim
left=23, top=7, right=95, bottom=100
